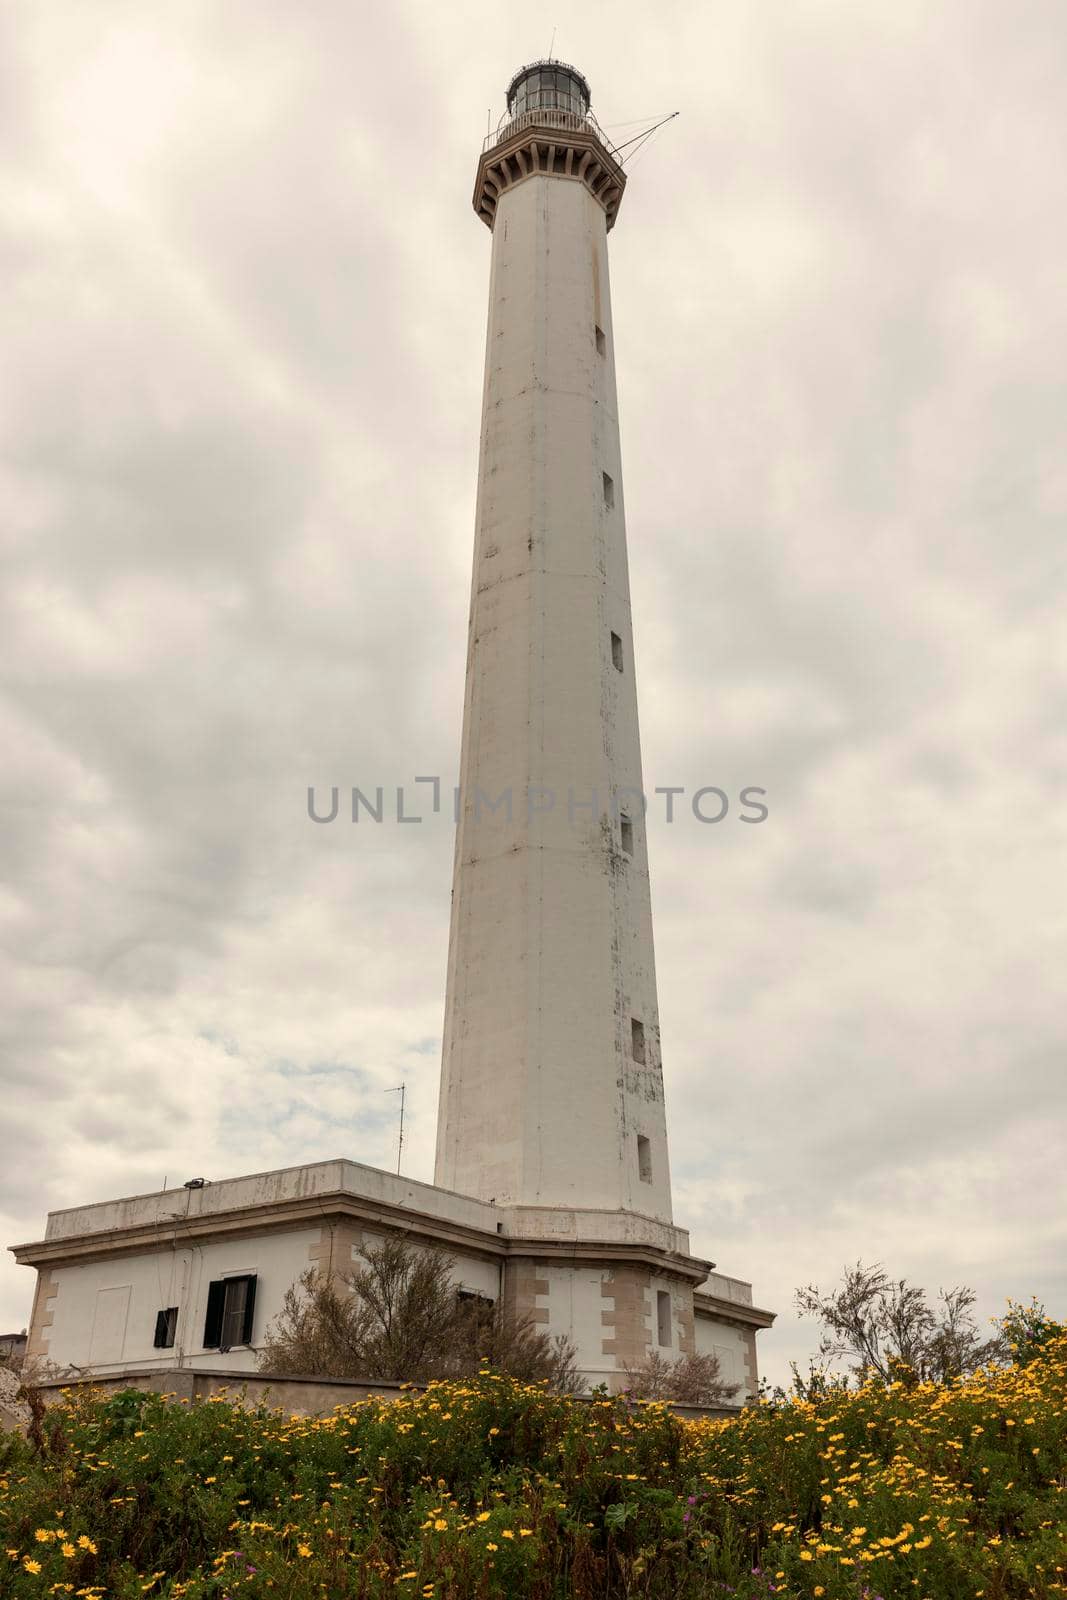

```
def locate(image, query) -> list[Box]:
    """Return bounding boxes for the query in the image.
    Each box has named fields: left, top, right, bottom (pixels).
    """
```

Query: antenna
left=548, top=25, right=556, bottom=60
left=386, top=1084, right=406, bottom=1175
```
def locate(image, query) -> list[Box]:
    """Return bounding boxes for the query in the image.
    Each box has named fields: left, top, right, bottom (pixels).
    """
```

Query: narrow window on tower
left=637, top=1134, right=652, bottom=1183
left=595, top=324, right=606, bottom=355
left=611, top=631, right=624, bottom=671
left=620, top=814, right=634, bottom=855
left=631, top=1017, right=646, bottom=1063
left=657, top=1289, right=672, bottom=1347
left=602, top=471, right=614, bottom=509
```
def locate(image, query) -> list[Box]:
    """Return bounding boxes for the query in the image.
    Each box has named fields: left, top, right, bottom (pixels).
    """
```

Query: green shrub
left=1, top=1334, right=1064, bottom=1598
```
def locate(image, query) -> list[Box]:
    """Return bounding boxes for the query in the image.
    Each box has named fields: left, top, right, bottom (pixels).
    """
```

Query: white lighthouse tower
left=435, top=61, right=673, bottom=1224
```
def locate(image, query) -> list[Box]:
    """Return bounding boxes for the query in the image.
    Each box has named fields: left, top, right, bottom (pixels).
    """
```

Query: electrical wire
left=612, top=111, right=679, bottom=165
left=623, top=122, right=669, bottom=173
left=600, top=115, right=675, bottom=128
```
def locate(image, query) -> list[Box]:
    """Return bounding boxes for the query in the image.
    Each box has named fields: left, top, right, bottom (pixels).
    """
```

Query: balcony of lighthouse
left=474, top=59, right=627, bottom=231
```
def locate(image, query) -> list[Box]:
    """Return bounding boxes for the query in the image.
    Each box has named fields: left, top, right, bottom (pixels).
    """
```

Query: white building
left=11, top=61, right=773, bottom=1399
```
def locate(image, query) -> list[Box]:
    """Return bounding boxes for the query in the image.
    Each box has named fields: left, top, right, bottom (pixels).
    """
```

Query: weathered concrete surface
left=436, top=138, right=673, bottom=1225
left=36, top=1159, right=500, bottom=1245
left=27, top=1367, right=741, bottom=1422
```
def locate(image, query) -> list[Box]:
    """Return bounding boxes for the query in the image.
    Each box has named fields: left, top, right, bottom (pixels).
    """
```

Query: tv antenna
left=548, top=25, right=557, bottom=59
left=386, top=1083, right=406, bottom=1174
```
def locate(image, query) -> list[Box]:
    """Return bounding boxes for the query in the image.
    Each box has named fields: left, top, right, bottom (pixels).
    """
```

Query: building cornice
left=10, top=1190, right=712, bottom=1285
left=474, top=116, right=626, bottom=231
left=10, top=1193, right=507, bottom=1271
left=694, top=1290, right=777, bottom=1330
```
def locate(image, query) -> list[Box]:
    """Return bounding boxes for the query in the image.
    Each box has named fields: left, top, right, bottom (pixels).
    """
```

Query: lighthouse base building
left=12, top=1160, right=771, bottom=1400
left=9, top=62, right=774, bottom=1402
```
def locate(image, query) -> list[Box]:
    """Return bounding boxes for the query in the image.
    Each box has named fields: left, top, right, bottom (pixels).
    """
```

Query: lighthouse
left=435, top=61, right=674, bottom=1226
left=11, top=63, right=774, bottom=1398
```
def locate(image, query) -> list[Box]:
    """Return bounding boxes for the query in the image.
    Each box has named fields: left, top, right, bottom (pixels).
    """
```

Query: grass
left=0, top=1334, right=1064, bottom=1599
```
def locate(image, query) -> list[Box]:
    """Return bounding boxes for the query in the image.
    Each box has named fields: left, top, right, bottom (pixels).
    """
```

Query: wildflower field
left=1, top=1336, right=1064, bottom=1600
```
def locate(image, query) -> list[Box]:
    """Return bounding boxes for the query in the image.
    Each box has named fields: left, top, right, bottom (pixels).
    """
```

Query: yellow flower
left=24, top=1559, right=43, bottom=1574
left=486, top=1543, right=498, bottom=1552
left=476, top=1512, right=490, bottom=1522
left=61, top=1544, right=76, bottom=1559
left=433, top=1519, right=448, bottom=1531
left=76, top=1539, right=95, bottom=1554
left=297, top=1545, right=312, bottom=1558
left=502, top=1529, right=514, bottom=1539
left=488, top=1427, right=499, bottom=1437
left=815, top=1589, right=825, bottom=1597
left=398, top=1574, right=417, bottom=1582
left=800, top=1551, right=813, bottom=1562
left=35, top=1531, right=53, bottom=1544
left=519, top=1529, right=533, bottom=1537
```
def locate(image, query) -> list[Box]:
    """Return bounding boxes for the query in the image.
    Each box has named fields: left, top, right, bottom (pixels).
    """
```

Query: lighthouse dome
left=505, top=60, right=591, bottom=120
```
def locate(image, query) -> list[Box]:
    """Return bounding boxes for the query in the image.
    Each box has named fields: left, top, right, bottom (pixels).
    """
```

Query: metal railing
left=482, top=107, right=620, bottom=162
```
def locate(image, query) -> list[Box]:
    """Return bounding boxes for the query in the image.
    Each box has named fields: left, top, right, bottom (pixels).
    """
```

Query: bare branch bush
left=258, top=1237, right=583, bottom=1392
left=621, top=1349, right=740, bottom=1405
left=795, top=1261, right=1008, bottom=1387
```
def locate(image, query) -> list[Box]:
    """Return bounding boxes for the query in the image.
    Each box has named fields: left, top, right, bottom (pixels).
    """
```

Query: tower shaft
left=435, top=95, right=673, bottom=1225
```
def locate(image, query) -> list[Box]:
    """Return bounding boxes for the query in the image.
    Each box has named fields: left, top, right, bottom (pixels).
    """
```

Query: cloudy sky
left=2, top=0, right=1065, bottom=1385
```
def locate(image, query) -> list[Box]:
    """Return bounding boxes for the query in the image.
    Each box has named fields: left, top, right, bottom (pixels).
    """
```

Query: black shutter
left=203, top=1280, right=225, bottom=1348
left=240, top=1275, right=257, bottom=1345
left=153, top=1309, right=168, bottom=1348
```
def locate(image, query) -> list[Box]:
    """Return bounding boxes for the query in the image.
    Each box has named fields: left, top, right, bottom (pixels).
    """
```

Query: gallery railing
left=482, top=107, right=620, bottom=160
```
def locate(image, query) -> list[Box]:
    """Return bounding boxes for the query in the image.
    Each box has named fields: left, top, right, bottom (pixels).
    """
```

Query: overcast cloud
left=1, top=0, right=1065, bottom=1384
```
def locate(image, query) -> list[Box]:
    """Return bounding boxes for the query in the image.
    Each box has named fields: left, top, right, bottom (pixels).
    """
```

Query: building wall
left=532, top=1261, right=722, bottom=1393
left=38, top=1228, right=321, bottom=1374
left=29, top=1366, right=741, bottom=1423
left=540, top=1263, right=606, bottom=1377
left=29, top=1225, right=752, bottom=1401
left=34, top=1225, right=504, bottom=1377
left=693, top=1312, right=756, bottom=1402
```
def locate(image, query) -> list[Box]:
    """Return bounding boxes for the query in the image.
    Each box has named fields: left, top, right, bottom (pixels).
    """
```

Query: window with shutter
left=153, top=1307, right=178, bottom=1349
left=240, top=1275, right=257, bottom=1345
left=203, top=1280, right=225, bottom=1348
left=203, top=1275, right=258, bottom=1349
